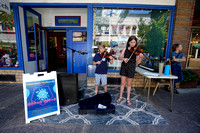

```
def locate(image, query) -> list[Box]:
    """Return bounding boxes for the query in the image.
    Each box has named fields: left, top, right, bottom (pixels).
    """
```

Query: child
left=93, top=44, right=113, bottom=95
left=171, top=44, right=186, bottom=94
left=117, top=36, right=143, bottom=106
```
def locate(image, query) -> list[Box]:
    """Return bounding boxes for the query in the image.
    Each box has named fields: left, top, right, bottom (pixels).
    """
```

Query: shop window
left=0, top=8, right=19, bottom=68
left=24, top=9, right=43, bottom=61
left=93, top=8, right=170, bottom=70
left=187, top=28, right=200, bottom=68
left=73, top=32, right=87, bottom=42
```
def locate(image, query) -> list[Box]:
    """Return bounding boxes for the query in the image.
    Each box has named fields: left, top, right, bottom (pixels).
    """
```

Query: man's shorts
left=95, top=74, right=107, bottom=85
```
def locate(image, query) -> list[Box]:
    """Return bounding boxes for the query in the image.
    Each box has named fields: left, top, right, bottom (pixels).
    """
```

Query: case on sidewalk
left=78, top=92, right=115, bottom=115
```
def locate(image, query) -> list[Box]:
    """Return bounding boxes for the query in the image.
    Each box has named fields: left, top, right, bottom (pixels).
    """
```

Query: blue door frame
left=67, top=29, right=87, bottom=73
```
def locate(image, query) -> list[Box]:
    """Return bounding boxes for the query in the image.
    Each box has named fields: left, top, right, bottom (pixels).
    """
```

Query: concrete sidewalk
left=0, top=83, right=200, bottom=133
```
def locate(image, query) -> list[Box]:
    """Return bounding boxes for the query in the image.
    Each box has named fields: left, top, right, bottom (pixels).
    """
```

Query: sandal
left=126, top=99, right=132, bottom=106
left=117, top=97, right=122, bottom=104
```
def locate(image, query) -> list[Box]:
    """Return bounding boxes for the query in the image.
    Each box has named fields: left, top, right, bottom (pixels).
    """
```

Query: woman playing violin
left=93, top=44, right=113, bottom=95
left=117, top=36, right=143, bottom=106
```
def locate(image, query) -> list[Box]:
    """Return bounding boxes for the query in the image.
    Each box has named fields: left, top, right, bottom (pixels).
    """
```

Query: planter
left=180, top=80, right=198, bottom=88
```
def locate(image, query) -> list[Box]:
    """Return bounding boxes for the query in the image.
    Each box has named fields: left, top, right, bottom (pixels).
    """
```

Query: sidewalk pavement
left=0, top=83, right=200, bottom=133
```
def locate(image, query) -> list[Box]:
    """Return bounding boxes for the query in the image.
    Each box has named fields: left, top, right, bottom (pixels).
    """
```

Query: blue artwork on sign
left=26, top=79, right=58, bottom=119
left=36, top=88, right=49, bottom=101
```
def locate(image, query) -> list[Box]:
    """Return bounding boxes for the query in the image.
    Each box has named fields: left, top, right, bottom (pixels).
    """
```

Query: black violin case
left=78, top=92, right=115, bottom=115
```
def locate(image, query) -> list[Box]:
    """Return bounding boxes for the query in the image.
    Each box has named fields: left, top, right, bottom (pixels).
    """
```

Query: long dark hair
left=172, top=44, right=180, bottom=51
left=126, top=36, right=138, bottom=48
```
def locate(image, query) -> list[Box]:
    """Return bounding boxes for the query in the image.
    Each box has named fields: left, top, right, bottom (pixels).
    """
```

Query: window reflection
left=25, top=10, right=42, bottom=60
left=0, top=8, right=19, bottom=68
left=93, top=8, right=170, bottom=70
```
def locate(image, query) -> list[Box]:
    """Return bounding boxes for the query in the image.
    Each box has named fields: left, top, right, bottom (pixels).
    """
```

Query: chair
left=152, top=79, right=170, bottom=96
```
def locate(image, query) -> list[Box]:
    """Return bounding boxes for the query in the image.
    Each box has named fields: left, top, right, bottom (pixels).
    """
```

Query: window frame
left=23, top=7, right=43, bottom=61
left=0, top=5, right=24, bottom=70
left=91, top=6, right=175, bottom=72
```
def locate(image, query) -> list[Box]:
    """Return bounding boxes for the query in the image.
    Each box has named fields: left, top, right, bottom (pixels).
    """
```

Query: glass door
left=34, top=23, right=48, bottom=72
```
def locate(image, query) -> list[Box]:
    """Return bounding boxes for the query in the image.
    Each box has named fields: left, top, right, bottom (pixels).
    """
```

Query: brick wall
left=87, top=72, right=180, bottom=89
left=0, top=70, right=24, bottom=83
left=87, top=72, right=157, bottom=88
left=171, top=0, right=196, bottom=68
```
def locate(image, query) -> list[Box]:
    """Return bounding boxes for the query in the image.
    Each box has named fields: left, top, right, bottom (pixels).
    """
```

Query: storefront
left=0, top=0, right=177, bottom=84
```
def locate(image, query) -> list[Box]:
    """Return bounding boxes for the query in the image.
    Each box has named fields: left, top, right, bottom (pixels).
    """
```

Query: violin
left=129, top=46, right=149, bottom=60
left=127, top=34, right=148, bottom=63
left=100, top=52, right=109, bottom=58
left=100, top=51, right=117, bottom=60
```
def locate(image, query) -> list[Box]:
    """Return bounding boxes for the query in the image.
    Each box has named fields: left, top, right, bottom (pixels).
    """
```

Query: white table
left=135, top=67, right=178, bottom=111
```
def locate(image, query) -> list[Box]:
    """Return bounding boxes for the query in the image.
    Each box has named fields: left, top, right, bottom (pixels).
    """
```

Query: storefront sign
left=55, top=16, right=81, bottom=26
left=23, top=71, right=60, bottom=124
left=0, top=0, right=10, bottom=14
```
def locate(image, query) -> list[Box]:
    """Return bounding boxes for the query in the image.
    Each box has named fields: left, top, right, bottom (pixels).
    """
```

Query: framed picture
left=55, top=16, right=81, bottom=26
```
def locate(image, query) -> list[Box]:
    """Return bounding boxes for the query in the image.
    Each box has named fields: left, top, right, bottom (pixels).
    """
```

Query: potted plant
left=180, top=69, right=200, bottom=88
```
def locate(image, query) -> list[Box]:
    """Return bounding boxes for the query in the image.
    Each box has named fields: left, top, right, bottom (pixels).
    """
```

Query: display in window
left=131, top=25, right=137, bottom=35
left=0, top=8, right=19, bottom=68
left=0, top=44, right=18, bottom=67
left=111, top=25, right=117, bottom=35
left=126, top=26, right=131, bottom=35
left=119, top=25, right=124, bottom=35
left=109, top=40, right=118, bottom=47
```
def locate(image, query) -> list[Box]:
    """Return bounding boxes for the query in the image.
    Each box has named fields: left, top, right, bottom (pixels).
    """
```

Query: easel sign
left=23, top=71, right=60, bottom=124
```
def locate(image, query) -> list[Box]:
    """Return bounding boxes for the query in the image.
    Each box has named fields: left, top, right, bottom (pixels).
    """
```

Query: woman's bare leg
left=126, top=77, right=133, bottom=105
left=117, top=76, right=126, bottom=103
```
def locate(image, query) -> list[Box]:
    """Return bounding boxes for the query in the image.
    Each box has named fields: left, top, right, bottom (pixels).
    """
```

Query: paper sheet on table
left=143, top=72, right=160, bottom=76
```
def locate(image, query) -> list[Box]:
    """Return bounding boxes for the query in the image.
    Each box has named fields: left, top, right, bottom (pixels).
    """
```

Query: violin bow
left=127, top=34, right=146, bottom=62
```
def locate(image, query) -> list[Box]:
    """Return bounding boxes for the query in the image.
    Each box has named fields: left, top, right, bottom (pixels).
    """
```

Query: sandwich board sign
left=23, top=71, right=60, bottom=124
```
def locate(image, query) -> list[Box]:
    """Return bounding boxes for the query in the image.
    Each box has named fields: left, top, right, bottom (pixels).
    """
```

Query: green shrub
left=182, top=69, right=200, bottom=82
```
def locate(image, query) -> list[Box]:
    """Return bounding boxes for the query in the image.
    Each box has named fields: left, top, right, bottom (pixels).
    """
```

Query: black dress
left=120, top=47, right=136, bottom=78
